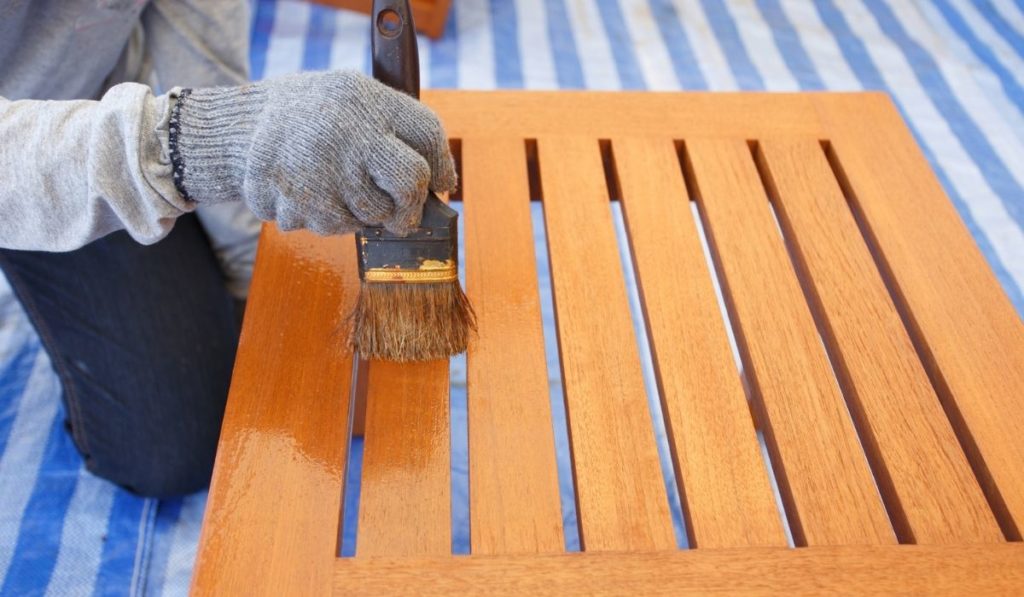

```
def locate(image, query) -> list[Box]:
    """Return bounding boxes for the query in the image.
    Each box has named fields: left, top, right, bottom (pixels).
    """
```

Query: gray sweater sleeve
left=142, top=0, right=251, bottom=91
left=0, top=84, right=191, bottom=251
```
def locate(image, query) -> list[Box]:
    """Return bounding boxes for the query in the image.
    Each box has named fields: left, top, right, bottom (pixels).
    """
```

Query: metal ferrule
left=355, top=194, right=459, bottom=284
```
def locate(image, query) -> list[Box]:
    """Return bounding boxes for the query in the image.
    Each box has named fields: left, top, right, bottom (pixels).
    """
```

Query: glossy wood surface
left=356, top=359, right=451, bottom=556
left=195, top=92, right=1024, bottom=595
left=191, top=227, right=355, bottom=596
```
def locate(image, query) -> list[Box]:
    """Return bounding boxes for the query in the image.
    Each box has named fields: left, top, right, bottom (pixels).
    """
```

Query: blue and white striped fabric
left=1, top=0, right=1022, bottom=594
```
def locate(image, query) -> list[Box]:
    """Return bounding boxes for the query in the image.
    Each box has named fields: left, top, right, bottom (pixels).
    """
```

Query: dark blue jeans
left=0, top=214, right=241, bottom=497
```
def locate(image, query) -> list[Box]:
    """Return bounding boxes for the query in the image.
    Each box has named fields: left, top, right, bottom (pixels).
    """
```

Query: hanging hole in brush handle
left=372, top=0, right=420, bottom=100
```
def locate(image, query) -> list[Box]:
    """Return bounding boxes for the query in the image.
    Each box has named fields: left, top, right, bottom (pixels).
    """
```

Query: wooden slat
left=356, top=359, right=451, bottom=557
left=423, top=92, right=828, bottom=140
left=333, top=544, right=1024, bottom=595
left=611, top=137, right=786, bottom=549
left=536, top=136, right=676, bottom=551
left=755, top=138, right=1002, bottom=544
left=192, top=226, right=355, bottom=597
left=686, top=138, right=894, bottom=546
left=818, top=94, right=1024, bottom=539
left=462, top=137, right=564, bottom=555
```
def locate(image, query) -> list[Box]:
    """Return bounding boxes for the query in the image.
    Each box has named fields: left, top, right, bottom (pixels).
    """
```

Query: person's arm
left=139, top=0, right=256, bottom=297
left=0, top=84, right=190, bottom=251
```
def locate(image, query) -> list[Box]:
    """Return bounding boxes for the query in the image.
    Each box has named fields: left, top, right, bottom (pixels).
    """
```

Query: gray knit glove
left=169, top=70, right=458, bottom=236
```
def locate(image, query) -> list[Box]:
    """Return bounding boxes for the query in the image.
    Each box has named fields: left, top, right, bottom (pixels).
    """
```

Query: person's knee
left=106, top=454, right=215, bottom=498
left=82, top=417, right=221, bottom=498
left=70, top=383, right=227, bottom=498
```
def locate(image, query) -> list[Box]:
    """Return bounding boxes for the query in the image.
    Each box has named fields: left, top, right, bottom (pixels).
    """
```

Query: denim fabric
left=0, top=214, right=240, bottom=497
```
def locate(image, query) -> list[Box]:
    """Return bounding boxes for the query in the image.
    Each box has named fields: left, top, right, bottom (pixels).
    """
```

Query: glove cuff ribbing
left=172, top=84, right=267, bottom=204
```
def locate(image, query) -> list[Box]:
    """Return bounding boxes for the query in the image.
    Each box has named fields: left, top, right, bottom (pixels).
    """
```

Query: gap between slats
left=525, top=139, right=583, bottom=552
left=598, top=140, right=688, bottom=549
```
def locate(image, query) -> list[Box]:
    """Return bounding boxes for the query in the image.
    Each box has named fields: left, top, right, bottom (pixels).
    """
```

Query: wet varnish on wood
left=191, top=92, right=1024, bottom=596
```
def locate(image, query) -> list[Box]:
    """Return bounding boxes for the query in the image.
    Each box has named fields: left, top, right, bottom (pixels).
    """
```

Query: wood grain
left=192, top=226, right=355, bottom=597
left=462, top=137, right=564, bottom=555
left=536, top=136, right=676, bottom=552
left=819, top=94, right=1024, bottom=539
left=333, top=544, right=1024, bottom=595
left=686, top=138, right=894, bottom=546
left=356, top=359, right=451, bottom=557
left=611, top=136, right=786, bottom=549
left=755, top=138, right=1002, bottom=544
left=422, top=91, right=828, bottom=140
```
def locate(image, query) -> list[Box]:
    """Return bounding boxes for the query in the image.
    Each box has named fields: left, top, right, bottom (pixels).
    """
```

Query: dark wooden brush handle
left=371, top=0, right=420, bottom=100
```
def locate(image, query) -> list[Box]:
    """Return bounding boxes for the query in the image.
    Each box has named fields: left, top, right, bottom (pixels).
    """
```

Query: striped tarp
left=1, top=0, right=1022, bottom=594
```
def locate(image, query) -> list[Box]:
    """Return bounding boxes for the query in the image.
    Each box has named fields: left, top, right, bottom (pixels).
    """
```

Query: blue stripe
left=450, top=355, right=469, bottom=554
left=250, top=0, right=277, bottom=80
left=699, top=0, right=764, bottom=89
left=530, top=202, right=581, bottom=551
left=0, top=340, right=40, bottom=456
left=755, top=0, right=826, bottom=90
left=92, top=492, right=148, bottom=596
left=430, top=0, right=459, bottom=88
left=974, top=0, right=1024, bottom=60
left=491, top=0, right=524, bottom=88
left=302, top=4, right=335, bottom=71
left=594, top=0, right=647, bottom=89
left=646, top=0, right=708, bottom=90
left=138, top=498, right=183, bottom=597
left=813, top=0, right=886, bottom=89
left=863, top=0, right=1024, bottom=236
left=339, top=437, right=363, bottom=557
left=450, top=205, right=470, bottom=555
left=0, top=415, right=81, bottom=595
left=814, top=0, right=1024, bottom=310
left=545, top=0, right=586, bottom=88
left=935, top=0, right=1024, bottom=117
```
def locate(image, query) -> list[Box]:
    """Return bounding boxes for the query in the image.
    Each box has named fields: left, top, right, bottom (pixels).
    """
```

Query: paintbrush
left=348, top=0, right=475, bottom=362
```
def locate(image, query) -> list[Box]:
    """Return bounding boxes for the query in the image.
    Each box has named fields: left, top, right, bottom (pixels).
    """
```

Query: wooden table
left=191, top=91, right=1024, bottom=595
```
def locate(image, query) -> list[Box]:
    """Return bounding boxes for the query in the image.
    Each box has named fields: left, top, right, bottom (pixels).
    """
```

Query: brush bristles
left=348, top=281, right=477, bottom=362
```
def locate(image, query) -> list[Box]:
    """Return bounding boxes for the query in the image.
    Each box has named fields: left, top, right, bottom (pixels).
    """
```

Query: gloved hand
left=168, top=70, right=457, bottom=236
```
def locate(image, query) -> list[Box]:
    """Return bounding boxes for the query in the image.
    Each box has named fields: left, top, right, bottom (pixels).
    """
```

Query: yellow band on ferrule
left=362, top=268, right=459, bottom=284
